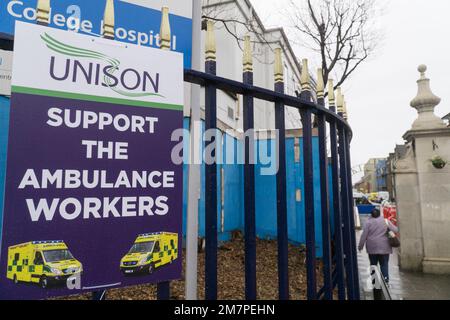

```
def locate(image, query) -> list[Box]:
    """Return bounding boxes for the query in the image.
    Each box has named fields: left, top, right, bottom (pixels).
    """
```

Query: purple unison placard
left=0, top=91, right=183, bottom=299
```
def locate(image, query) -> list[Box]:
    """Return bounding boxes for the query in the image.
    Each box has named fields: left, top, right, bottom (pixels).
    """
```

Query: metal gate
left=177, top=18, right=359, bottom=300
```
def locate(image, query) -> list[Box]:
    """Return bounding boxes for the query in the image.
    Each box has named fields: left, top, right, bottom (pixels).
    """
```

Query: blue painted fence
left=182, top=118, right=334, bottom=258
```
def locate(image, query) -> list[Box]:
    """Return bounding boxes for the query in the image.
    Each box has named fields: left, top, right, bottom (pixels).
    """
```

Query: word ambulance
left=19, top=169, right=175, bottom=222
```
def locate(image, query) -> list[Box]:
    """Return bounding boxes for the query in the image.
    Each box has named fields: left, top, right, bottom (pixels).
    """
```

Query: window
left=43, top=249, right=74, bottom=262
left=153, top=241, right=160, bottom=253
left=14, top=253, right=19, bottom=261
left=34, top=252, right=44, bottom=265
left=227, top=106, right=234, bottom=120
left=128, top=241, right=154, bottom=254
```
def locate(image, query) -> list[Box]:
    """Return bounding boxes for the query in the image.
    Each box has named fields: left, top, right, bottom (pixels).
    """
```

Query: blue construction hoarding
left=181, top=118, right=334, bottom=258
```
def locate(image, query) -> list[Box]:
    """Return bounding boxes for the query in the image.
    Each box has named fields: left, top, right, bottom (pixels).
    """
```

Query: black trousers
left=369, top=254, right=390, bottom=282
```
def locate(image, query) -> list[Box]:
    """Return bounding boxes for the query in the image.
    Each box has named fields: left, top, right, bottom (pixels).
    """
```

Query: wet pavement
left=357, top=215, right=450, bottom=300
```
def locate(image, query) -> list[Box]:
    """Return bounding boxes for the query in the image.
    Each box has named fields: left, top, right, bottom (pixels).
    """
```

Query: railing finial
left=343, top=99, right=348, bottom=120
left=301, top=59, right=311, bottom=92
left=243, top=36, right=253, bottom=72
left=102, top=0, right=115, bottom=39
left=205, top=20, right=216, bottom=62
left=328, top=79, right=335, bottom=107
left=160, top=6, right=171, bottom=50
left=316, top=68, right=324, bottom=99
left=336, top=87, right=344, bottom=115
left=36, top=0, right=50, bottom=25
left=274, top=48, right=284, bottom=83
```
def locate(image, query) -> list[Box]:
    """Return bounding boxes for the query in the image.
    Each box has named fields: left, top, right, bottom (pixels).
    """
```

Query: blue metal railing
left=183, top=66, right=359, bottom=301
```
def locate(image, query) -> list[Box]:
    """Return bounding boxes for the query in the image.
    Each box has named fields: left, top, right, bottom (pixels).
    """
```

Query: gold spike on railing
left=343, top=99, right=348, bottom=120
left=328, top=79, right=335, bottom=107
left=316, top=68, right=324, bottom=99
left=102, top=0, right=115, bottom=39
left=301, top=59, right=311, bottom=92
left=160, top=7, right=171, bottom=50
left=36, top=0, right=50, bottom=25
left=243, top=36, right=253, bottom=72
left=336, top=87, right=344, bottom=114
left=205, top=20, right=216, bottom=62
left=274, top=48, right=284, bottom=83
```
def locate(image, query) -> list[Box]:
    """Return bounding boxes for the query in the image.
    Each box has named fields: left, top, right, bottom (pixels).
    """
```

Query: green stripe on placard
left=11, top=86, right=183, bottom=111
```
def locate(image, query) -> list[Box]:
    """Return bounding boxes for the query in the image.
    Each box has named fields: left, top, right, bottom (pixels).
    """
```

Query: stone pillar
left=393, top=143, right=423, bottom=271
left=395, top=65, right=450, bottom=274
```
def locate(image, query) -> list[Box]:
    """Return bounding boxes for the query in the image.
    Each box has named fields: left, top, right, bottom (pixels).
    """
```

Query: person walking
left=358, top=208, right=398, bottom=283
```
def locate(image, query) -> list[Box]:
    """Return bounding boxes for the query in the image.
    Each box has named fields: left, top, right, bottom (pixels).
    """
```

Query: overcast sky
left=250, top=0, right=450, bottom=181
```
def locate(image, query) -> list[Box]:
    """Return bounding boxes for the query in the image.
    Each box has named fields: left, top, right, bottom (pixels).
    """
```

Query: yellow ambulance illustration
left=6, top=241, right=83, bottom=289
left=120, top=232, right=178, bottom=275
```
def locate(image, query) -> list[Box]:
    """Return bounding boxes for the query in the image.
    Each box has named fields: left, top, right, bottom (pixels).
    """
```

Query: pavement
left=357, top=215, right=450, bottom=300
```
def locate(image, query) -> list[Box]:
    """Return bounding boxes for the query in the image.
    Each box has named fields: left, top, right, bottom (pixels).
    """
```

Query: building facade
left=200, top=0, right=308, bottom=131
left=375, top=159, right=388, bottom=192
left=357, top=158, right=387, bottom=193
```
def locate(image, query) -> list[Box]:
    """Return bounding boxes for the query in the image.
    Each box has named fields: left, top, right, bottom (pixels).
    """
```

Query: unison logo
left=41, top=33, right=163, bottom=98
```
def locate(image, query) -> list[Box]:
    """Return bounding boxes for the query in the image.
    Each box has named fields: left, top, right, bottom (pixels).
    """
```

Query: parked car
left=354, top=192, right=378, bottom=214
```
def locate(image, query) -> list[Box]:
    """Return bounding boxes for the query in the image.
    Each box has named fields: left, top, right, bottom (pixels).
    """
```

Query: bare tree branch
left=201, top=0, right=382, bottom=92
left=287, top=0, right=383, bottom=93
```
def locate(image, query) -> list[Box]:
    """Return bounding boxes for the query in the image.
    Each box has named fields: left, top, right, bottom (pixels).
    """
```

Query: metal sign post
left=185, top=0, right=201, bottom=301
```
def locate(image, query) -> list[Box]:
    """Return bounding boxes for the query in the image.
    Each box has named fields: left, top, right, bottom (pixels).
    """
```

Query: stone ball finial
left=418, top=64, right=427, bottom=74
left=418, top=64, right=427, bottom=79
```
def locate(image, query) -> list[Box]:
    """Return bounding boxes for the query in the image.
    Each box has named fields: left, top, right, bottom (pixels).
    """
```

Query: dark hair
left=371, top=209, right=381, bottom=218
